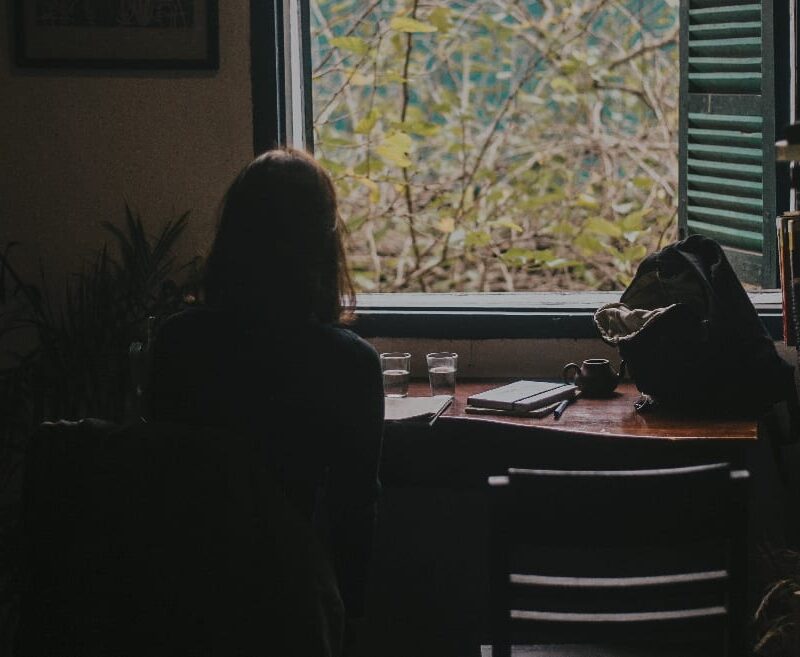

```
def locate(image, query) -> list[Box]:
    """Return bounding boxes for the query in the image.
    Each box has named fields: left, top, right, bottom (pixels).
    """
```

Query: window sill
left=353, top=291, right=784, bottom=340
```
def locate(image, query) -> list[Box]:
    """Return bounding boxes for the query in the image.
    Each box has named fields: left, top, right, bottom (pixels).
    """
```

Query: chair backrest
left=488, top=463, right=749, bottom=657
left=16, top=419, right=344, bottom=657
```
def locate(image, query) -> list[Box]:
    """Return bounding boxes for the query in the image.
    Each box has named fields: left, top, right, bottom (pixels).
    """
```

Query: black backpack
left=594, top=235, right=797, bottom=415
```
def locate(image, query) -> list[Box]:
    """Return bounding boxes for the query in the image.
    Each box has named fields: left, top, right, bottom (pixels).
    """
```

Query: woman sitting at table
left=149, top=148, right=384, bottom=656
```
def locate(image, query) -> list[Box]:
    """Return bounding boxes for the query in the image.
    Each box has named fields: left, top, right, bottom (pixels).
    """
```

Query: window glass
left=311, top=0, right=678, bottom=293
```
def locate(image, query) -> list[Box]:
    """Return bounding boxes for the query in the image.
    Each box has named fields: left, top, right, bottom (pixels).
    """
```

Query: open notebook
left=384, top=395, right=453, bottom=425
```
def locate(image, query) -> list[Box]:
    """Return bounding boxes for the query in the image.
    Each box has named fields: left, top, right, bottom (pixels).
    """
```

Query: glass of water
left=380, top=352, right=411, bottom=398
left=426, top=352, right=458, bottom=397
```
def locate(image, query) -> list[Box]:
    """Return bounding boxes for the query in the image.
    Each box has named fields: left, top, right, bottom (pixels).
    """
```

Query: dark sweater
left=149, top=306, right=384, bottom=617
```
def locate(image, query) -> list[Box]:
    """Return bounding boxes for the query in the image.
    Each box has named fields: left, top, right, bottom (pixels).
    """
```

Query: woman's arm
left=324, top=335, right=384, bottom=620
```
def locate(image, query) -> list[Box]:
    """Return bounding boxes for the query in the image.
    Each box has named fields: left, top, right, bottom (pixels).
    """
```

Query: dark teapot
left=562, top=358, right=626, bottom=398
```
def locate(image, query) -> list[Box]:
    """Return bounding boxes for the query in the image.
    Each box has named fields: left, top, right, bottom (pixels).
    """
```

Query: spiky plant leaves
left=1, top=205, right=199, bottom=444
left=101, top=204, right=192, bottom=329
left=754, top=550, right=800, bottom=656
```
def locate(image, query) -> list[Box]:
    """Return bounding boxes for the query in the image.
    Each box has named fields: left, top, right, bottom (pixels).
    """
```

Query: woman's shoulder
left=153, top=306, right=231, bottom=350
left=314, top=324, right=379, bottom=367
left=158, top=305, right=223, bottom=329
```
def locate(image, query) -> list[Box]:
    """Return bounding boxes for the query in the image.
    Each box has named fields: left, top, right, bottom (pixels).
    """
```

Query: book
left=384, top=395, right=453, bottom=425
left=464, top=401, right=562, bottom=419
left=789, top=218, right=800, bottom=349
left=467, top=380, right=577, bottom=411
left=777, top=212, right=799, bottom=346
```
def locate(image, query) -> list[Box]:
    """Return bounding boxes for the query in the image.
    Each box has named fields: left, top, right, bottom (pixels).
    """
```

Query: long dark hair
left=204, top=148, right=355, bottom=324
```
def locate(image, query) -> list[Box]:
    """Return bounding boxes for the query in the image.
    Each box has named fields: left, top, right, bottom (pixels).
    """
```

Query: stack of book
left=777, top=211, right=800, bottom=347
left=465, top=380, right=577, bottom=418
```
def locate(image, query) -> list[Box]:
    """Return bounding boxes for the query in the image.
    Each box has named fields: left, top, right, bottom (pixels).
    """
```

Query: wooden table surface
left=406, top=380, right=758, bottom=441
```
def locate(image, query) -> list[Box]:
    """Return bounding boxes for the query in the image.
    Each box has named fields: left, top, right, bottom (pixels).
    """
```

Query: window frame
left=353, top=291, right=783, bottom=339
left=250, top=1, right=786, bottom=341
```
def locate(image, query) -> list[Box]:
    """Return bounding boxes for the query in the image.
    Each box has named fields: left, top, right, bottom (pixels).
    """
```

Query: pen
left=553, top=394, right=577, bottom=420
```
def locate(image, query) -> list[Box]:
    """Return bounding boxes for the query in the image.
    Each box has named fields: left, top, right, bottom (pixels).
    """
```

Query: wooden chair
left=485, top=463, right=749, bottom=657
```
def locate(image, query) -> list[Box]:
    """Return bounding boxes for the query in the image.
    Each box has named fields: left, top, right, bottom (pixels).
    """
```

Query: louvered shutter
left=679, top=0, right=786, bottom=286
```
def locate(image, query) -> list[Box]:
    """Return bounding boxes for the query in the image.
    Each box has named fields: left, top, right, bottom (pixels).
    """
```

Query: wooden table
left=423, top=380, right=759, bottom=441
left=381, top=380, right=759, bottom=489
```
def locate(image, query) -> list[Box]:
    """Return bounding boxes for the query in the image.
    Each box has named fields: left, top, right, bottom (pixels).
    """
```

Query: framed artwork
left=15, top=1, right=219, bottom=69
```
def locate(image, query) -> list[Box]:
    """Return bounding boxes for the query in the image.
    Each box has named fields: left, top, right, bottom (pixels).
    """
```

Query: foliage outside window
left=311, top=0, right=678, bottom=293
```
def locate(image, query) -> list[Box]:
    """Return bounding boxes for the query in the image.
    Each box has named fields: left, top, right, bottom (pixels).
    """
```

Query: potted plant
left=0, top=205, right=201, bottom=446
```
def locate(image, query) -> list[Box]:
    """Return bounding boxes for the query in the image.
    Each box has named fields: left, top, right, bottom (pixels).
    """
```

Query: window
left=251, top=0, right=788, bottom=337
left=309, top=1, right=680, bottom=293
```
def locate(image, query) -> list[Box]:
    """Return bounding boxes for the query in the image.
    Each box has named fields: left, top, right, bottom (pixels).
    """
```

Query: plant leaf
left=390, top=16, right=438, bottom=33
left=330, top=36, right=370, bottom=55
left=585, top=216, right=623, bottom=238
left=354, top=109, right=380, bottom=134
left=374, top=132, right=413, bottom=168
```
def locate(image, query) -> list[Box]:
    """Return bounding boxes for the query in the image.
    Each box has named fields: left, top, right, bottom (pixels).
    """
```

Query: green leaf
left=559, top=58, right=581, bottom=75
left=550, top=77, right=577, bottom=94
left=527, top=191, right=566, bottom=207
left=501, top=248, right=537, bottom=266
left=546, top=221, right=578, bottom=237
left=318, top=158, right=345, bottom=175
left=329, top=2, right=351, bottom=14
left=374, top=132, right=413, bottom=168
left=621, top=209, right=651, bottom=231
left=354, top=109, right=380, bottom=134
left=354, top=273, right=377, bottom=291
left=632, top=176, right=654, bottom=190
left=488, top=219, right=523, bottom=233
left=379, top=72, right=408, bottom=84
left=502, top=248, right=556, bottom=266
left=319, top=136, right=353, bottom=148
left=352, top=159, right=373, bottom=176
left=429, top=7, right=452, bottom=33
left=623, top=244, right=647, bottom=262
left=465, top=230, right=492, bottom=247
left=347, top=215, right=369, bottom=231
left=575, top=194, right=600, bottom=210
left=356, top=176, right=381, bottom=204
left=394, top=120, right=440, bottom=137
left=390, top=16, right=438, bottom=33
left=575, top=233, right=604, bottom=254
left=330, top=36, right=370, bottom=56
left=585, top=216, right=622, bottom=238
left=544, top=258, right=577, bottom=269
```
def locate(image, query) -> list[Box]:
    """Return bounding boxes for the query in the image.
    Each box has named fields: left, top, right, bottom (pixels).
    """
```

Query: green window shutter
left=679, top=0, right=785, bottom=287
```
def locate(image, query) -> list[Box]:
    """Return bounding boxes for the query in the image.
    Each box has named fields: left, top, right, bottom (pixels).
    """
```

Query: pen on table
left=427, top=396, right=454, bottom=427
left=553, top=394, right=577, bottom=420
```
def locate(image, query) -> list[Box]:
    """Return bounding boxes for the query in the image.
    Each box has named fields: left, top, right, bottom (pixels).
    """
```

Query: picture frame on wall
left=15, top=1, right=219, bottom=69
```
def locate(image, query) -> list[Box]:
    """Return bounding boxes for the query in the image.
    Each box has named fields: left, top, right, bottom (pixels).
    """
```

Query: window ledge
left=353, top=291, right=783, bottom=340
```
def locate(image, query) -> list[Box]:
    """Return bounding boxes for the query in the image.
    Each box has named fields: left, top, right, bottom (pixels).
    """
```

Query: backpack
left=594, top=235, right=797, bottom=416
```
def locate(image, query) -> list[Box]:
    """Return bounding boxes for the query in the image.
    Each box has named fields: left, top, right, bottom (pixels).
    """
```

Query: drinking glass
left=380, top=352, right=411, bottom=398
left=426, top=352, right=458, bottom=397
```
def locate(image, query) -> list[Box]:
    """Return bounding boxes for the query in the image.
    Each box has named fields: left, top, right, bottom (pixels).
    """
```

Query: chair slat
left=510, top=606, right=727, bottom=623
left=509, top=571, right=728, bottom=589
